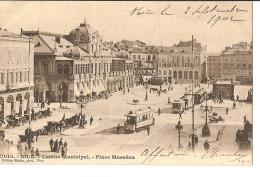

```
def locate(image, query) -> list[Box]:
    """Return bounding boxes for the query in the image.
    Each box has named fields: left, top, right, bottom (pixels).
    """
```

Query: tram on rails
left=124, top=107, right=155, bottom=132
left=194, top=89, right=206, bottom=105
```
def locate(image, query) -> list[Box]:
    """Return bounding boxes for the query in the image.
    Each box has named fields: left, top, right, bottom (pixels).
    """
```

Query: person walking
left=90, top=116, right=93, bottom=125
left=24, top=145, right=28, bottom=155
left=35, top=131, right=39, bottom=142
left=30, top=147, right=35, bottom=156
left=168, top=97, right=170, bottom=104
left=116, top=124, right=120, bottom=135
left=53, top=139, right=58, bottom=153
left=226, top=107, right=229, bottom=115
left=35, top=148, right=40, bottom=158
left=179, top=111, right=183, bottom=119
left=243, top=115, right=247, bottom=123
left=204, top=140, right=210, bottom=151
left=58, top=138, right=63, bottom=153
left=147, top=126, right=150, bottom=136
left=158, top=108, right=161, bottom=116
left=49, top=138, right=54, bottom=152
left=237, top=95, right=239, bottom=101
left=61, top=146, right=67, bottom=157
left=64, top=141, right=68, bottom=149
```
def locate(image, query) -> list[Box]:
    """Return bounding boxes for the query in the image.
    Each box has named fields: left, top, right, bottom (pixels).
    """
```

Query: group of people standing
left=17, top=141, right=40, bottom=158
left=49, top=137, right=68, bottom=157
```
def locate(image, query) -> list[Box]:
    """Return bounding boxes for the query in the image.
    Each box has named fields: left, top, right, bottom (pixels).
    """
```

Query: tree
left=34, top=66, right=49, bottom=104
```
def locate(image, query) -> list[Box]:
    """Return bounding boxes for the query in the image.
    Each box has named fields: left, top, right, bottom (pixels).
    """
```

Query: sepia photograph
left=0, top=1, right=253, bottom=166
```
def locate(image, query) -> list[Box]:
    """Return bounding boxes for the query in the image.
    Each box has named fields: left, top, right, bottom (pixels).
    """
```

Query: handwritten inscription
left=201, top=148, right=247, bottom=162
left=129, top=4, right=248, bottom=27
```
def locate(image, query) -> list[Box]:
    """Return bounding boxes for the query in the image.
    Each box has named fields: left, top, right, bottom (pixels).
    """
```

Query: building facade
left=0, top=29, right=34, bottom=120
left=155, top=40, right=206, bottom=84
left=207, top=42, right=252, bottom=84
left=23, top=21, right=134, bottom=103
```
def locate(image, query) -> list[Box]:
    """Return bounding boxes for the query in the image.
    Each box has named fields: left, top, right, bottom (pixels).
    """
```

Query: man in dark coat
left=204, top=140, right=210, bottom=151
left=53, top=139, right=58, bottom=152
left=116, top=124, right=120, bottom=135
left=158, top=108, right=161, bottom=116
left=90, top=116, right=93, bottom=125
left=147, top=126, right=150, bottom=136
left=58, top=138, right=63, bottom=153
left=49, top=138, right=54, bottom=152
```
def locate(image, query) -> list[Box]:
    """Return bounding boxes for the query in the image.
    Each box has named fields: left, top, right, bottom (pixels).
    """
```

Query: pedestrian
left=58, top=138, right=63, bottom=153
left=195, top=135, right=199, bottom=145
left=40, top=101, right=43, bottom=110
left=64, top=141, right=68, bottom=149
left=53, top=139, right=58, bottom=153
left=147, top=126, right=150, bottom=136
left=35, top=148, right=40, bottom=158
left=226, top=107, right=229, bottom=115
left=49, top=138, right=54, bottom=152
left=179, top=112, right=182, bottom=119
left=30, top=147, right=35, bottom=156
left=17, top=142, right=22, bottom=155
left=237, top=95, right=239, bottom=101
left=116, top=124, right=120, bottom=135
left=62, top=113, right=66, bottom=120
left=243, top=115, right=247, bottom=123
left=158, top=108, right=161, bottom=116
left=35, top=131, right=39, bottom=142
left=168, top=97, right=170, bottom=104
left=123, top=90, right=125, bottom=95
left=31, top=109, right=35, bottom=121
left=204, top=140, right=210, bottom=151
left=61, top=146, right=67, bottom=157
left=24, top=145, right=28, bottom=155
left=90, top=116, right=93, bottom=125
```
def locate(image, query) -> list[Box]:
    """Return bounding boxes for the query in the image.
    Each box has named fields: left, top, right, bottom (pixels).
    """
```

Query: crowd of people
left=16, top=141, right=41, bottom=158
left=49, top=137, right=68, bottom=157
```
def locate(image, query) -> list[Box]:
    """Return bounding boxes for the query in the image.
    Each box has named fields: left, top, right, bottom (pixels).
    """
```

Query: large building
left=154, top=39, right=207, bottom=84
left=207, top=42, right=252, bottom=84
left=23, top=21, right=134, bottom=103
left=0, top=28, right=34, bottom=120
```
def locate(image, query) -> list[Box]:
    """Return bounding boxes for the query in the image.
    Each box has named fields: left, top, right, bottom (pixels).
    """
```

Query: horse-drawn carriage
left=235, top=120, right=252, bottom=150
left=6, top=115, right=23, bottom=128
left=209, top=115, right=224, bottom=123
left=43, top=121, right=60, bottom=134
left=19, top=129, right=37, bottom=143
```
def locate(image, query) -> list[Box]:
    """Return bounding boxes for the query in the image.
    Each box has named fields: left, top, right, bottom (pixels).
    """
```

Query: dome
left=68, top=22, right=90, bottom=42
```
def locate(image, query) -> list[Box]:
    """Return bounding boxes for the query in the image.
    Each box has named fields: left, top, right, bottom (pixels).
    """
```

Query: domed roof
left=68, top=22, right=91, bottom=42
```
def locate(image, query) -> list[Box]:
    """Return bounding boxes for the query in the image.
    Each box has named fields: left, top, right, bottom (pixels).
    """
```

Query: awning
left=74, top=83, right=80, bottom=97
left=78, top=83, right=85, bottom=94
left=83, top=82, right=91, bottom=94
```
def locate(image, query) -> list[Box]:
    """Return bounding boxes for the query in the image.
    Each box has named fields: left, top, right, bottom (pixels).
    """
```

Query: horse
left=150, top=88, right=158, bottom=93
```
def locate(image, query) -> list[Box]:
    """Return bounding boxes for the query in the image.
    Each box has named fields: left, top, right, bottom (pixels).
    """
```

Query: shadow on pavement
left=96, top=126, right=132, bottom=135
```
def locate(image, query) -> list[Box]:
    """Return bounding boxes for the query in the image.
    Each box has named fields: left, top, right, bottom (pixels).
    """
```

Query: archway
left=16, top=94, right=23, bottom=117
left=60, top=83, right=68, bottom=102
left=6, top=95, right=14, bottom=116
left=0, top=97, right=4, bottom=120
left=24, top=92, right=30, bottom=115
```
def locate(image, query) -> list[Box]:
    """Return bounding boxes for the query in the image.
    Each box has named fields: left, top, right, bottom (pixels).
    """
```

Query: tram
left=172, top=100, right=185, bottom=114
left=124, top=107, right=155, bottom=132
left=194, top=89, right=206, bottom=105
left=148, top=77, right=164, bottom=85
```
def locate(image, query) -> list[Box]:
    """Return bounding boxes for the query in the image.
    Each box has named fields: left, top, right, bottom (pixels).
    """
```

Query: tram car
left=172, top=100, right=185, bottom=114
left=194, top=89, right=206, bottom=105
left=124, top=107, right=155, bottom=132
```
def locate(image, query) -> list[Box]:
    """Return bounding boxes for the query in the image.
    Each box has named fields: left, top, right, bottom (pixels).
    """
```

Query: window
left=58, top=64, right=63, bottom=74
left=185, top=63, right=187, bottom=67
left=19, top=72, right=22, bottom=82
left=195, top=71, right=198, bottom=79
left=189, top=71, right=193, bottom=79
left=178, top=71, right=182, bottom=79
left=169, top=70, right=172, bottom=75
left=133, top=55, right=136, bottom=60
left=11, top=72, right=14, bottom=83
left=64, top=64, right=69, bottom=75
left=91, top=44, right=94, bottom=53
left=0, top=73, right=4, bottom=85
left=138, top=55, right=141, bottom=60
left=237, top=64, right=240, bottom=69
left=184, top=71, right=188, bottom=79
left=173, top=71, right=177, bottom=79
left=99, top=63, right=101, bottom=74
left=242, top=64, right=246, bottom=69
left=16, top=72, right=19, bottom=83
left=164, top=70, right=167, bottom=75
left=159, top=70, right=162, bottom=75
left=44, top=64, right=48, bottom=74
left=248, top=64, right=252, bottom=69
left=95, top=63, right=97, bottom=74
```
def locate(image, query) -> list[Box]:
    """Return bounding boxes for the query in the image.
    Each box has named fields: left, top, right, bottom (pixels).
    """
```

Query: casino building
left=22, top=20, right=134, bottom=103
left=0, top=28, right=34, bottom=120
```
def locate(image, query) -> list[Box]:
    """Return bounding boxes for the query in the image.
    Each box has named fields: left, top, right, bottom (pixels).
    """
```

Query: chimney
left=20, top=28, right=23, bottom=36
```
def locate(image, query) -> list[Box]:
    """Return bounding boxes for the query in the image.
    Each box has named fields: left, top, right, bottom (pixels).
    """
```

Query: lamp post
left=59, top=84, right=63, bottom=108
left=79, top=89, right=84, bottom=128
left=201, top=92, right=212, bottom=137
left=175, top=120, right=183, bottom=149
left=145, top=78, right=148, bottom=101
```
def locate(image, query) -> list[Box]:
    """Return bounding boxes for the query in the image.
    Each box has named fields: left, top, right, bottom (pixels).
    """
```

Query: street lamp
left=175, top=120, right=183, bottom=149
left=145, top=78, right=148, bottom=101
left=59, top=83, right=63, bottom=108
left=201, top=92, right=212, bottom=137
left=79, top=89, right=84, bottom=128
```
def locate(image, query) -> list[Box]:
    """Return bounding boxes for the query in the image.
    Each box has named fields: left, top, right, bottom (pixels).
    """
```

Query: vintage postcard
left=0, top=1, right=252, bottom=165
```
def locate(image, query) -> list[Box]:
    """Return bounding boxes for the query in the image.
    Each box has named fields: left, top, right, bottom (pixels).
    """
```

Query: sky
left=0, top=1, right=252, bottom=53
